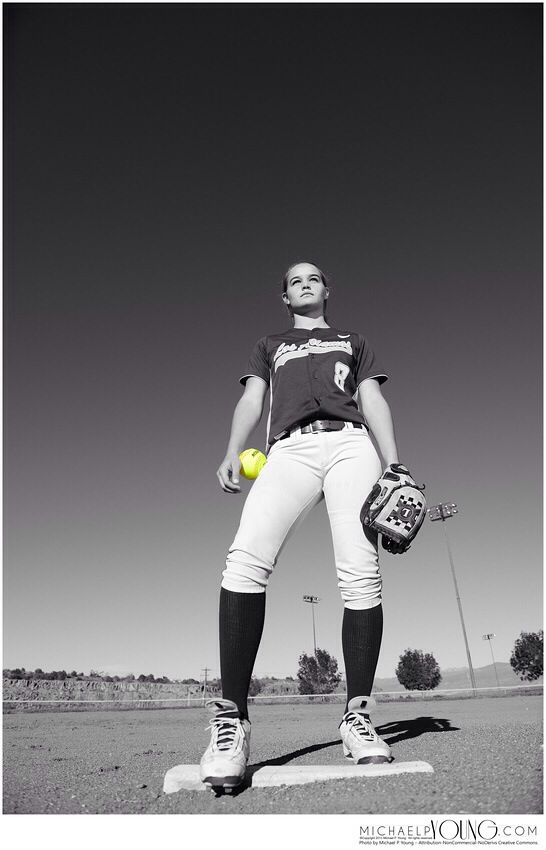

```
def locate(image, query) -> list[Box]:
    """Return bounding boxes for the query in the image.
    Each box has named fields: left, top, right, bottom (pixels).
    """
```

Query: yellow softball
left=239, top=448, right=267, bottom=480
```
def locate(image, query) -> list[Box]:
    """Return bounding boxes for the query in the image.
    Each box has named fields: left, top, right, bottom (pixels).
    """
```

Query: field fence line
left=3, top=682, right=543, bottom=705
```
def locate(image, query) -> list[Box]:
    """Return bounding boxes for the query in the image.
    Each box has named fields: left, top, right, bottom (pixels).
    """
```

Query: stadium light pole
left=201, top=667, right=210, bottom=706
left=303, top=595, right=320, bottom=656
left=482, top=633, right=500, bottom=688
left=428, top=502, right=477, bottom=695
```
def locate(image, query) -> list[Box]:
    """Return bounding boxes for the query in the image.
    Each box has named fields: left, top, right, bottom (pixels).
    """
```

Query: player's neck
left=292, top=314, right=330, bottom=330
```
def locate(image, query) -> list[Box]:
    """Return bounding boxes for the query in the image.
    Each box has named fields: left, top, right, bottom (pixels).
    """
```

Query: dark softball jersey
left=239, top=327, right=389, bottom=450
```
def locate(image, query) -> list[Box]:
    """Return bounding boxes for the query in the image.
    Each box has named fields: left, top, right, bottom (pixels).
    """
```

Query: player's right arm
left=217, top=376, right=268, bottom=493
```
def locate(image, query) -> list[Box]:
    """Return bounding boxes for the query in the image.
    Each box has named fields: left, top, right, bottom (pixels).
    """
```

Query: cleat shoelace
left=205, top=715, right=242, bottom=751
left=344, top=712, right=375, bottom=741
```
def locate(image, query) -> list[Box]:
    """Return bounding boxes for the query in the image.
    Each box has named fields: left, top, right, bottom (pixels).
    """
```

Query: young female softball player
left=200, top=261, right=400, bottom=792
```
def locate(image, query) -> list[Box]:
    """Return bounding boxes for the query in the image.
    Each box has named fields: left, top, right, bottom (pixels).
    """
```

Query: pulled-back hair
left=281, top=261, right=331, bottom=321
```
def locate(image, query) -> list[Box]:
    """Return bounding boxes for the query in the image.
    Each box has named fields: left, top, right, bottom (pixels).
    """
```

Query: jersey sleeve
left=354, top=334, right=389, bottom=389
left=239, top=337, right=270, bottom=386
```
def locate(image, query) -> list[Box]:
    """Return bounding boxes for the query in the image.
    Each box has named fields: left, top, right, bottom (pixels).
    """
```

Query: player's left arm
left=357, top=378, right=399, bottom=468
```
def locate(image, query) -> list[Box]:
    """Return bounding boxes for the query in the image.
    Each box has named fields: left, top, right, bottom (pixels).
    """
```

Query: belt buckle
left=299, top=420, right=333, bottom=434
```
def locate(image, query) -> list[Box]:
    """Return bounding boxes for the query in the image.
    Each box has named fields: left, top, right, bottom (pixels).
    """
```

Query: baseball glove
left=360, top=463, right=427, bottom=554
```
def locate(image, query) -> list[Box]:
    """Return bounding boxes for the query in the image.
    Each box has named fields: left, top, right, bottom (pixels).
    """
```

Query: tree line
left=2, top=668, right=175, bottom=683
left=1, top=670, right=282, bottom=693
left=4, top=630, right=542, bottom=692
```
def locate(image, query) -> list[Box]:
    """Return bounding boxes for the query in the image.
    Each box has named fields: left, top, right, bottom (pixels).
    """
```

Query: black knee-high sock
left=219, top=587, right=266, bottom=721
left=342, top=603, right=383, bottom=713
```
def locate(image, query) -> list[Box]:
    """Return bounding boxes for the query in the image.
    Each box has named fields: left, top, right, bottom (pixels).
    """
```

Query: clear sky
left=4, top=4, right=542, bottom=683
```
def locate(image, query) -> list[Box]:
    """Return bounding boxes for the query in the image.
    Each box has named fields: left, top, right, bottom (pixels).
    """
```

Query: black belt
left=276, top=420, right=366, bottom=442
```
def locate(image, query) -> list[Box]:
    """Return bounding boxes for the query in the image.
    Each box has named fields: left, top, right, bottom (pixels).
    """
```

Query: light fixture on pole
left=303, top=595, right=320, bottom=656
left=428, top=502, right=477, bottom=694
left=482, top=633, right=500, bottom=688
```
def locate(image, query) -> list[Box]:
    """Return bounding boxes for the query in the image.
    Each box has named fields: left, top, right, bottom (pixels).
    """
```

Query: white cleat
left=339, top=695, right=393, bottom=765
left=199, top=698, right=251, bottom=792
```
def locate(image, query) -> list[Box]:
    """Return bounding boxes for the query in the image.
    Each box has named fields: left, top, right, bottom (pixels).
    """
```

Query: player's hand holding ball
left=216, top=448, right=266, bottom=493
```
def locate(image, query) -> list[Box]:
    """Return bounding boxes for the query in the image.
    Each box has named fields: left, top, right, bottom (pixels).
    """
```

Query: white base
left=163, top=761, right=434, bottom=793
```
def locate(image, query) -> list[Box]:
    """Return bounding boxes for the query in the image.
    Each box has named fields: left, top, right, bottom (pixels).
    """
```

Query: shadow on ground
left=379, top=716, right=460, bottom=745
left=250, top=738, right=341, bottom=771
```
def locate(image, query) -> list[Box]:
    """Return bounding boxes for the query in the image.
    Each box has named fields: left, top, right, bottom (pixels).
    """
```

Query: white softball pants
left=221, top=425, right=383, bottom=610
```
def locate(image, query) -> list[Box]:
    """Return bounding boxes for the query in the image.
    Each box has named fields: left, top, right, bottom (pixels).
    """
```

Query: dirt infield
left=3, top=694, right=543, bottom=814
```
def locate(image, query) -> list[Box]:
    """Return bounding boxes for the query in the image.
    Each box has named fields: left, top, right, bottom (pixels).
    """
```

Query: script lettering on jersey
left=273, top=338, right=353, bottom=372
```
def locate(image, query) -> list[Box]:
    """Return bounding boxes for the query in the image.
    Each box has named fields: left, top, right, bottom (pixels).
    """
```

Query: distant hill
left=373, top=662, right=543, bottom=693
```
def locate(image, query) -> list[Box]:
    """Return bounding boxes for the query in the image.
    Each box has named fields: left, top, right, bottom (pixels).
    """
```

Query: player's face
left=283, top=263, right=329, bottom=316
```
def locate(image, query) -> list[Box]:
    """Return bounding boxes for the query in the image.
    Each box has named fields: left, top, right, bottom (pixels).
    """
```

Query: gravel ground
left=3, top=695, right=542, bottom=814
